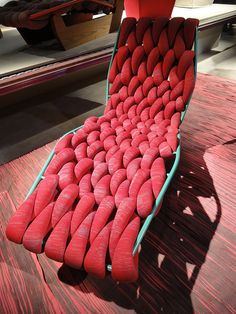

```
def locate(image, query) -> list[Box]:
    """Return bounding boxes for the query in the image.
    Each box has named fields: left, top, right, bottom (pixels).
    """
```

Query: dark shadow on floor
left=0, top=73, right=107, bottom=165
left=1, top=95, right=100, bottom=140
left=0, top=96, right=103, bottom=165
left=58, top=145, right=222, bottom=314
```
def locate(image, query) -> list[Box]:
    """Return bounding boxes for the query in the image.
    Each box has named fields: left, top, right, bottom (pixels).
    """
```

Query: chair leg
left=109, top=0, right=124, bottom=33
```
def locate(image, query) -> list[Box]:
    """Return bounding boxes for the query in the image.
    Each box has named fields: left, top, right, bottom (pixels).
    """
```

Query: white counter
left=172, top=4, right=236, bottom=28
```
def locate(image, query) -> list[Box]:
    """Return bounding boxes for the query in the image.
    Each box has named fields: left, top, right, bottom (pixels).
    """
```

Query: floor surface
left=0, top=71, right=107, bottom=165
left=1, top=73, right=235, bottom=314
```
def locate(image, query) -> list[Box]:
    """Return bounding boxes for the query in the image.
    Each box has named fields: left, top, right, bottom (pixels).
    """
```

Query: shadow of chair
left=58, top=142, right=221, bottom=313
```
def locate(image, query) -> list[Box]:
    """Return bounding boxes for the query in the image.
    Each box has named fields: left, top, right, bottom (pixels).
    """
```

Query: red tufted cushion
left=6, top=190, right=37, bottom=244
left=109, top=197, right=136, bottom=260
left=64, top=211, right=95, bottom=269
left=44, top=210, right=73, bottom=262
left=23, top=202, right=54, bottom=254
left=112, top=214, right=140, bottom=282
left=6, top=16, right=199, bottom=282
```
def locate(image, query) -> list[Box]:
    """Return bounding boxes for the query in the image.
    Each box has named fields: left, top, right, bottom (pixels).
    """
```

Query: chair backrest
left=106, top=17, right=199, bottom=125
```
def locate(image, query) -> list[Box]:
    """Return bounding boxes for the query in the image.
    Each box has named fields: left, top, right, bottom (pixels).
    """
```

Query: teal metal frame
left=25, top=26, right=198, bottom=272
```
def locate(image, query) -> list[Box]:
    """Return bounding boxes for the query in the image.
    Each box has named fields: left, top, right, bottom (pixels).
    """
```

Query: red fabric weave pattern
left=6, top=17, right=199, bottom=283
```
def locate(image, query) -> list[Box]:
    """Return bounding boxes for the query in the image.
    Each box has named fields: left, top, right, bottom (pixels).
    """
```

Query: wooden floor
left=0, top=73, right=236, bottom=313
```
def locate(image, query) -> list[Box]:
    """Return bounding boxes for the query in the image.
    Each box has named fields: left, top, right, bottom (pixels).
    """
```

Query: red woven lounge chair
left=6, top=16, right=199, bottom=282
left=0, top=0, right=123, bottom=49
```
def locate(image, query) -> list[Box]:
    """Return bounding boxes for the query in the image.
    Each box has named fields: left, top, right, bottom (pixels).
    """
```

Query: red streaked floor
left=0, top=73, right=235, bottom=313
